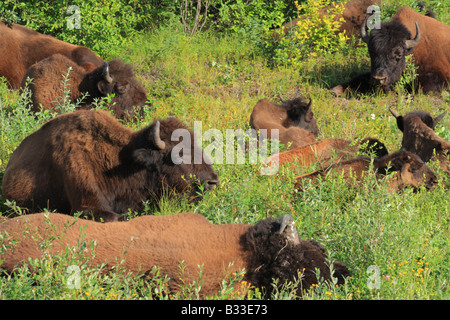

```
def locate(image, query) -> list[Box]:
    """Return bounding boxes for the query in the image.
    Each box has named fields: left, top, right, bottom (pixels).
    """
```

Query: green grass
left=1, top=2, right=449, bottom=300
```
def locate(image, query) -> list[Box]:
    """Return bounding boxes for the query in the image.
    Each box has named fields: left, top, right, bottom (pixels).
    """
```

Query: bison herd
left=0, top=1, right=449, bottom=298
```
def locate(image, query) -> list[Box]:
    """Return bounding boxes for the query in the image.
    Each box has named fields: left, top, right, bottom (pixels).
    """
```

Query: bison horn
left=279, top=215, right=300, bottom=245
left=152, top=121, right=166, bottom=150
left=306, top=98, right=312, bottom=109
left=279, top=94, right=286, bottom=103
left=103, top=62, right=113, bottom=83
left=433, top=111, right=447, bottom=126
left=360, top=15, right=370, bottom=44
left=405, top=22, right=421, bottom=49
left=389, top=108, right=400, bottom=119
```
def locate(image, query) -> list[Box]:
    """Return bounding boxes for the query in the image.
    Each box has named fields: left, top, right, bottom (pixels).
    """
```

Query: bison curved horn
left=102, top=62, right=113, bottom=83
left=306, top=98, right=312, bottom=109
left=278, top=215, right=300, bottom=245
left=433, top=111, right=447, bottom=126
left=360, top=15, right=370, bottom=44
left=405, top=22, right=421, bottom=49
left=389, top=108, right=400, bottom=119
left=152, top=121, right=166, bottom=150
left=279, top=94, right=286, bottom=103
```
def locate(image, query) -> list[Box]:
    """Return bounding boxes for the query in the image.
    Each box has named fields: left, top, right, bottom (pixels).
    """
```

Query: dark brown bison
left=389, top=108, right=449, bottom=174
left=262, top=137, right=388, bottom=173
left=294, top=149, right=437, bottom=192
left=0, top=20, right=104, bottom=89
left=331, top=6, right=450, bottom=95
left=274, top=0, right=379, bottom=40
left=1, top=110, right=219, bottom=222
left=22, top=54, right=148, bottom=120
left=250, top=96, right=319, bottom=150
left=0, top=212, right=350, bottom=298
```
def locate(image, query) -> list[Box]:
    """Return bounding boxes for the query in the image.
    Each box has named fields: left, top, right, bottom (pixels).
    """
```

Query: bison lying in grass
left=390, top=108, right=449, bottom=175
left=261, top=137, right=388, bottom=174
left=0, top=20, right=104, bottom=89
left=294, top=149, right=437, bottom=192
left=250, top=96, right=319, bottom=150
left=2, top=110, right=219, bottom=222
left=22, top=54, right=148, bottom=121
left=0, top=212, right=350, bottom=298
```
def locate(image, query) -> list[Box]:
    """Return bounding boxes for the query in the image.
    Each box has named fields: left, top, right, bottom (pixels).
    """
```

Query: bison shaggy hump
left=22, top=53, right=148, bottom=121
left=2, top=110, right=219, bottom=222
left=0, top=212, right=349, bottom=298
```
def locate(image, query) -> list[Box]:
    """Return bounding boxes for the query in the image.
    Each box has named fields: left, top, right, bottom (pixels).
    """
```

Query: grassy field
left=0, top=1, right=449, bottom=300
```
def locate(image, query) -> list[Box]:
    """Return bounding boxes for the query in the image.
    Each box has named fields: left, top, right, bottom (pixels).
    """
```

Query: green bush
left=0, top=0, right=152, bottom=58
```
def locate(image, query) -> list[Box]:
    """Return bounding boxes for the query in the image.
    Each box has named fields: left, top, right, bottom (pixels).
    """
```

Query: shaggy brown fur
left=0, top=21, right=104, bottom=89
left=0, top=212, right=349, bottom=298
left=262, top=137, right=388, bottom=173
left=21, top=54, right=147, bottom=121
left=250, top=97, right=319, bottom=150
left=390, top=109, right=449, bottom=175
left=2, top=110, right=219, bottom=222
left=295, top=149, right=437, bottom=192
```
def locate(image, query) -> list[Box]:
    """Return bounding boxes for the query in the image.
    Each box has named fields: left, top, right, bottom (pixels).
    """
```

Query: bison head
left=376, top=149, right=437, bottom=190
left=389, top=108, right=447, bottom=132
left=243, top=215, right=350, bottom=297
left=130, top=117, right=219, bottom=202
left=361, top=16, right=421, bottom=90
left=280, top=96, right=320, bottom=137
left=93, top=60, right=148, bottom=120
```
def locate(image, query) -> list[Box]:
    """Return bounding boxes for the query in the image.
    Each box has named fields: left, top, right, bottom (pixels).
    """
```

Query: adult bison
left=0, top=20, right=104, bottom=89
left=331, top=6, right=450, bottom=95
left=0, top=212, right=350, bottom=298
left=295, top=149, right=437, bottom=192
left=22, top=54, right=148, bottom=121
left=2, top=110, right=219, bottom=222
left=389, top=108, right=449, bottom=175
left=250, top=96, right=319, bottom=150
left=262, top=137, right=388, bottom=174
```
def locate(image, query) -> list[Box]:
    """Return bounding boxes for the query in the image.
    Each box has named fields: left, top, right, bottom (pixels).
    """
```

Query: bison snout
left=205, top=179, right=219, bottom=190
left=372, top=73, right=389, bottom=86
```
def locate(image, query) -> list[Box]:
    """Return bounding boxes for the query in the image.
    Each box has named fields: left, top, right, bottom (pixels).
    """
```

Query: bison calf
left=390, top=108, right=449, bottom=175
left=2, top=110, right=219, bottom=222
left=0, top=212, right=349, bottom=298
left=295, top=149, right=437, bottom=192
left=250, top=96, right=319, bottom=150
left=262, top=137, right=388, bottom=174
left=22, top=54, right=147, bottom=121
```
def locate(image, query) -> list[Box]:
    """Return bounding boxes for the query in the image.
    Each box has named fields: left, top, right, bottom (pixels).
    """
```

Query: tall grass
left=1, top=2, right=449, bottom=300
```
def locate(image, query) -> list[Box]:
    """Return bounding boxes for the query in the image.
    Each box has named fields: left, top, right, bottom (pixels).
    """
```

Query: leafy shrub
left=0, top=0, right=152, bottom=58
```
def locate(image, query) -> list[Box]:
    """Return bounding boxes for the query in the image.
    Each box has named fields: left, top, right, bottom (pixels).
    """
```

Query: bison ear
left=97, top=80, right=113, bottom=96
left=278, top=215, right=300, bottom=245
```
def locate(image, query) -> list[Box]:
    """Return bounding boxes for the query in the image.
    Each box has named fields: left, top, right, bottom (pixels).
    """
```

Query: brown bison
left=0, top=20, right=104, bottom=89
left=22, top=54, right=148, bottom=120
left=250, top=96, right=319, bottom=150
left=331, top=6, right=450, bottom=95
left=1, top=110, right=219, bottom=222
left=274, top=0, right=379, bottom=40
left=0, top=212, right=350, bottom=298
left=294, top=149, right=437, bottom=192
left=262, top=137, right=388, bottom=173
left=389, top=108, right=449, bottom=174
